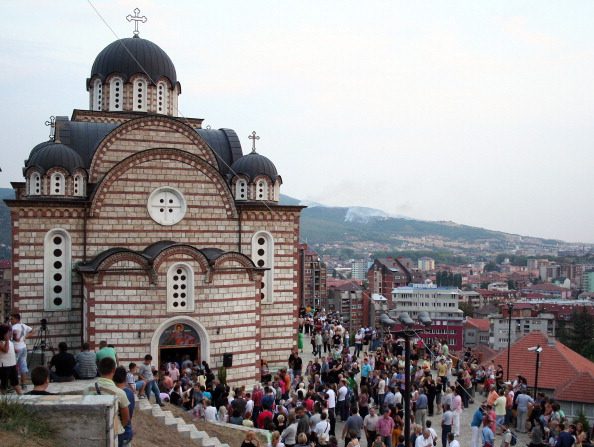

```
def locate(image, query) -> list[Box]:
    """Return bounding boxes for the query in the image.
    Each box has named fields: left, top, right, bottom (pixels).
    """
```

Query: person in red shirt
left=252, top=384, right=264, bottom=422
left=303, top=392, right=315, bottom=413
left=257, top=403, right=274, bottom=429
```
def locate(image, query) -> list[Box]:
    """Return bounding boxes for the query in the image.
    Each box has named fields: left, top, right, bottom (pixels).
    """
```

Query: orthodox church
left=6, top=17, right=302, bottom=385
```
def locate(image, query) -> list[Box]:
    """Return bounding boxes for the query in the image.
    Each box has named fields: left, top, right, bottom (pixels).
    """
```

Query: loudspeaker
left=223, top=353, right=233, bottom=367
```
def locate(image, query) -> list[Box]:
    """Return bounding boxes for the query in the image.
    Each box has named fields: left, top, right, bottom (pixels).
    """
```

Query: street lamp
left=528, top=345, right=543, bottom=398
left=382, top=311, right=432, bottom=447
left=506, top=302, right=514, bottom=381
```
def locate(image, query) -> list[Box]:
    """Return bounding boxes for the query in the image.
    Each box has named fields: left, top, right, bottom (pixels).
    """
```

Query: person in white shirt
left=315, top=412, right=331, bottom=437
left=426, top=421, right=438, bottom=446
left=364, top=406, right=381, bottom=444
left=337, top=379, right=349, bottom=421
left=448, top=432, right=460, bottom=447
left=203, top=399, right=217, bottom=421
left=415, top=428, right=433, bottom=447
left=10, top=314, right=33, bottom=386
left=325, top=385, right=337, bottom=436
left=394, top=389, right=403, bottom=406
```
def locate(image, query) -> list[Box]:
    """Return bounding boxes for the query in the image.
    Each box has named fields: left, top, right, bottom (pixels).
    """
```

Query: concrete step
left=138, top=400, right=152, bottom=411
left=202, top=438, right=221, bottom=447
left=190, top=430, right=209, bottom=445
left=177, top=424, right=193, bottom=438
left=164, top=416, right=178, bottom=426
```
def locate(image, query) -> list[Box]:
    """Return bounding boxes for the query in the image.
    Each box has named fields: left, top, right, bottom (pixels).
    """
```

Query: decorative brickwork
left=9, top=36, right=303, bottom=386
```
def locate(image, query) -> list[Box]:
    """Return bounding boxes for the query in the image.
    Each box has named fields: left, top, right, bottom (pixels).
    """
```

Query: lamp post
left=382, top=311, right=432, bottom=447
left=506, top=302, right=514, bottom=381
left=528, top=345, right=543, bottom=398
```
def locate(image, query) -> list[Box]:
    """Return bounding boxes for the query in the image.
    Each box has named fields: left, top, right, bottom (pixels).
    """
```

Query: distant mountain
left=279, top=194, right=566, bottom=256
left=0, top=191, right=577, bottom=263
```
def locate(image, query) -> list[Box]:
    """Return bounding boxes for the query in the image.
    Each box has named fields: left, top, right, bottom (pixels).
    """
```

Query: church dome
left=89, top=37, right=177, bottom=86
left=26, top=142, right=84, bottom=174
left=230, top=151, right=279, bottom=181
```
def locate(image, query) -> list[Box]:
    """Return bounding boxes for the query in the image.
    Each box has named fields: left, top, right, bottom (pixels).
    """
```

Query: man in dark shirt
left=25, top=366, right=57, bottom=395
left=49, top=342, right=76, bottom=382
left=556, top=424, right=576, bottom=447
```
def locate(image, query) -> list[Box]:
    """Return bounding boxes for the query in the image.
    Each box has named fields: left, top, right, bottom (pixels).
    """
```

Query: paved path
left=297, top=345, right=531, bottom=447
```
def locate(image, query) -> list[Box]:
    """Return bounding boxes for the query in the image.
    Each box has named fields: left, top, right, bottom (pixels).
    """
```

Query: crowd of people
left=2, top=311, right=594, bottom=447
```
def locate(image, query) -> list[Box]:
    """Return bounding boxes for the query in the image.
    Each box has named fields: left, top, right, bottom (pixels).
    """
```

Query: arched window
left=235, top=179, right=247, bottom=201
left=29, top=172, right=41, bottom=196
left=73, top=174, right=85, bottom=197
left=93, top=79, right=102, bottom=111
left=157, top=81, right=169, bottom=114
left=256, top=179, right=268, bottom=201
left=252, top=231, right=274, bottom=304
left=44, top=229, right=71, bottom=311
left=50, top=172, right=65, bottom=195
left=135, top=78, right=147, bottom=112
left=109, top=76, right=123, bottom=111
left=167, top=263, right=194, bottom=312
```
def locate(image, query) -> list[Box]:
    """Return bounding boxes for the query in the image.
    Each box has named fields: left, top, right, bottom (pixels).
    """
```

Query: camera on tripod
left=40, top=318, right=48, bottom=331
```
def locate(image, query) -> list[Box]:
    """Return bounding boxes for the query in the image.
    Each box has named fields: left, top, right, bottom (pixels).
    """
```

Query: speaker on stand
left=223, top=353, right=233, bottom=367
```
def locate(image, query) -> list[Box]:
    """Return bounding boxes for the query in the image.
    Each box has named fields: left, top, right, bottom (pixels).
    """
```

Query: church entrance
left=158, top=323, right=201, bottom=367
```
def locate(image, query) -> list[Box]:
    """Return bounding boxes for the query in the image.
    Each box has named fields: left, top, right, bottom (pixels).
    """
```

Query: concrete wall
left=15, top=394, right=117, bottom=447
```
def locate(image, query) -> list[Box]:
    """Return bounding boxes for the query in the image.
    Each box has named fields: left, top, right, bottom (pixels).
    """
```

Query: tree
left=480, top=282, right=489, bottom=289
left=507, top=280, right=516, bottom=290
left=558, top=308, right=594, bottom=361
left=484, top=262, right=500, bottom=272
left=459, top=302, right=474, bottom=318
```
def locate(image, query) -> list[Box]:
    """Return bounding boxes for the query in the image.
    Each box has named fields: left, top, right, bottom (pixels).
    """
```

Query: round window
left=147, top=187, right=187, bottom=226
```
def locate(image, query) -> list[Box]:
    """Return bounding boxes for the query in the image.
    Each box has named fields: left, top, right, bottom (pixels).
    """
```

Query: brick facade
left=9, top=114, right=301, bottom=386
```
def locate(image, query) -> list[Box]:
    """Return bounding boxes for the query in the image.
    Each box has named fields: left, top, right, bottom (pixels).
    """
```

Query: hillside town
left=1, top=4, right=594, bottom=447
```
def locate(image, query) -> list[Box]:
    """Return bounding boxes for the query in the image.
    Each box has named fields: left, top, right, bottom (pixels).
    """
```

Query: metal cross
left=248, top=131, right=260, bottom=153
left=45, top=116, right=56, bottom=141
left=126, top=8, right=147, bottom=37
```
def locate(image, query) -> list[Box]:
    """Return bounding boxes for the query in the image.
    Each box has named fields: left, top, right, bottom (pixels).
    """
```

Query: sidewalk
left=297, top=343, right=531, bottom=447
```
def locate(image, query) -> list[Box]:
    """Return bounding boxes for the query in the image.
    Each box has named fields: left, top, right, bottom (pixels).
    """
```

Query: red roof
left=489, top=332, right=594, bottom=403
left=522, top=283, right=567, bottom=292
left=466, top=318, right=490, bottom=331
left=553, top=372, right=594, bottom=403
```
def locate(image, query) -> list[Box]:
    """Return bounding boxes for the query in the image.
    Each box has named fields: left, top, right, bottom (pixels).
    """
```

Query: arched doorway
left=151, top=316, right=210, bottom=368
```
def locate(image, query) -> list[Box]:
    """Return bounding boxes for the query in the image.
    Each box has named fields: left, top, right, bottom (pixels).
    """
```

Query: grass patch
left=0, top=397, right=56, bottom=439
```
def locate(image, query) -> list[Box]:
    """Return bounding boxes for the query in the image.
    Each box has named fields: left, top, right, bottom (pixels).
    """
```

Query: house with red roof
left=490, top=332, right=594, bottom=422
left=464, top=318, right=490, bottom=348
left=520, top=283, right=571, bottom=300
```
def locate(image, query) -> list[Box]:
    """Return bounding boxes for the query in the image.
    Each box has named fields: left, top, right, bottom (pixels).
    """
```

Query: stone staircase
left=138, top=399, right=230, bottom=447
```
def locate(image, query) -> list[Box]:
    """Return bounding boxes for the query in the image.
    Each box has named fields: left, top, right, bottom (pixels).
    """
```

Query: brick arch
left=212, top=252, right=261, bottom=282
left=94, top=251, right=156, bottom=285
left=89, top=147, right=237, bottom=219
left=152, top=245, right=211, bottom=275
left=89, top=115, right=218, bottom=183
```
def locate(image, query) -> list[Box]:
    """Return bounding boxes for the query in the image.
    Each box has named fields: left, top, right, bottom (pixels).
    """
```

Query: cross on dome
left=126, top=8, right=147, bottom=38
left=248, top=131, right=260, bottom=153
left=45, top=116, right=56, bottom=141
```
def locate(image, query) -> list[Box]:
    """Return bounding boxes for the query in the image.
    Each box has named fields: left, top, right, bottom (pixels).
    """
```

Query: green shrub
left=0, top=397, right=56, bottom=439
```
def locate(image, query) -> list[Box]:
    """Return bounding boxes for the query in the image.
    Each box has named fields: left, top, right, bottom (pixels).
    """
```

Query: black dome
left=230, top=151, right=278, bottom=181
left=26, top=142, right=85, bottom=175
left=90, top=37, right=177, bottom=86
left=27, top=140, right=54, bottom=161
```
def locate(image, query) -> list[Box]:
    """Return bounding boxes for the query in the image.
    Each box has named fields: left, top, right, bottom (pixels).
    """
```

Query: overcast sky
left=1, top=1, right=593, bottom=243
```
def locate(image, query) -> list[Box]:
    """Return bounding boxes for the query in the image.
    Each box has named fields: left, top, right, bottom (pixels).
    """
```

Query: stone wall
left=15, top=394, right=117, bottom=447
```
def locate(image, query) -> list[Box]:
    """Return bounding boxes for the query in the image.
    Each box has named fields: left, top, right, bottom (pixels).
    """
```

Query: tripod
left=32, top=321, right=53, bottom=367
